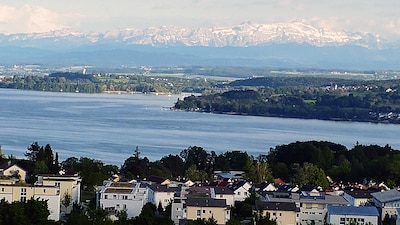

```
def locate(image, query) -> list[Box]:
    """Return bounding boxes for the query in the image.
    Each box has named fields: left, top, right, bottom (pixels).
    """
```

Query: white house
left=147, top=183, right=180, bottom=209
left=229, top=181, right=252, bottom=202
left=326, top=205, right=379, bottom=225
left=96, top=180, right=148, bottom=219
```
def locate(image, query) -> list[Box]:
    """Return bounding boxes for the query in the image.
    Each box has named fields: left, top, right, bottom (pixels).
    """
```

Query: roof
left=212, top=186, right=234, bottom=195
left=146, top=175, right=170, bottom=184
left=371, top=189, right=400, bottom=203
left=149, top=184, right=180, bottom=193
left=292, top=193, right=349, bottom=205
left=327, top=205, right=379, bottom=217
left=256, top=201, right=298, bottom=212
left=110, top=182, right=136, bottom=188
left=229, top=181, right=250, bottom=191
left=344, top=188, right=376, bottom=199
left=105, top=188, right=133, bottom=193
left=185, top=197, right=227, bottom=208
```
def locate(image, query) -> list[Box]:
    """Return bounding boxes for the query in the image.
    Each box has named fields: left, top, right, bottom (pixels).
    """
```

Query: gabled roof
left=371, top=189, right=400, bottom=203
left=185, top=197, right=227, bottom=208
left=146, top=175, right=170, bottom=185
left=327, top=205, right=379, bottom=217
left=254, top=182, right=276, bottom=192
left=229, top=181, right=250, bottom=191
left=256, top=200, right=298, bottom=212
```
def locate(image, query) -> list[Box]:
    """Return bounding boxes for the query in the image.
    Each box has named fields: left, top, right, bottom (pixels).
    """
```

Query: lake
left=1, top=88, right=399, bottom=166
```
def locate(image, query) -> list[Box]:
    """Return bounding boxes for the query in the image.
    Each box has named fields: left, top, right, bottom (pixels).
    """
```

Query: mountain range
left=1, top=21, right=399, bottom=70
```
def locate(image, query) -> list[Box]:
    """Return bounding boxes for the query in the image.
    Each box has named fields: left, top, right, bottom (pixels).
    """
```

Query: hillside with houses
left=0, top=141, right=399, bottom=225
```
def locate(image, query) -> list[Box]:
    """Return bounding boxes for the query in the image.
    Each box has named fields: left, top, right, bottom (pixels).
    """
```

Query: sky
left=1, top=0, right=400, bottom=40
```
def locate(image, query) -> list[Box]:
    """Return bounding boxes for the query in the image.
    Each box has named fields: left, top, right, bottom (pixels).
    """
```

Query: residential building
left=343, top=188, right=377, bottom=206
left=0, top=163, right=27, bottom=182
left=326, top=205, right=379, bottom=225
left=171, top=196, right=186, bottom=225
left=185, top=197, right=230, bottom=225
left=255, top=201, right=299, bottom=225
left=210, top=186, right=235, bottom=206
left=371, top=189, right=400, bottom=221
left=147, top=183, right=180, bottom=209
left=0, top=183, right=60, bottom=221
left=96, top=180, right=148, bottom=219
left=229, top=181, right=252, bottom=202
left=291, top=189, right=349, bottom=225
left=36, top=174, right=81, bottom=213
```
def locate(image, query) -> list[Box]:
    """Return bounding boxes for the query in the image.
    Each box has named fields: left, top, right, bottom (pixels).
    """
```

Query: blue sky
left=1, top=1, right=399, bottom=40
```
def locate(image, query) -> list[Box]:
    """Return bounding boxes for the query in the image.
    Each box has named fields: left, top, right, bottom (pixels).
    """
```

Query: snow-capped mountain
left=1, top=21, right=399, bottom=70
left=0, top=21, right=384, bottom=49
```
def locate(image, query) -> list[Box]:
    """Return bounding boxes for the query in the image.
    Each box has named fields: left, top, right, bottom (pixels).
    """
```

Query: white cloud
left=0, top=4, right=66, bottom=33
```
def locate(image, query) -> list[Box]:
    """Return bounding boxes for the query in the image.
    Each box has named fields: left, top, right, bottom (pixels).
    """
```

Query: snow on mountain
left=0, top=21, right=384, bottom=49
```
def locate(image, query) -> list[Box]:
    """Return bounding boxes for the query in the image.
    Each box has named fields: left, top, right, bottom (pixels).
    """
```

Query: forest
left=174, top=77, right=400, bottom=123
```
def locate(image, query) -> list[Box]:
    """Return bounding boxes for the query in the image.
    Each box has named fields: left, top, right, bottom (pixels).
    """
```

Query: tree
left=291, top=162, right=329, bottom=188
left=180, top=146, right=214, bottom=176
left=159, top=154, right=185, bottom=178
left=253, top=209, right=277, bottom=225
left=62, top=192, right=72, bottom=214
left=245, top=158, right=274, bottom=183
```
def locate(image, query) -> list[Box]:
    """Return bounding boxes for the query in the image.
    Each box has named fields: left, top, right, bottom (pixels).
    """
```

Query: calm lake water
left=1, top=88, right=399, bottom=166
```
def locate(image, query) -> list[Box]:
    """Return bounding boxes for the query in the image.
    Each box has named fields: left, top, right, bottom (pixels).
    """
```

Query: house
left=36, top=174, right=81, bottom=213
left=185, top=197, right=230, bottom=225
left=210, top=186, right=235, bottom=206
left=0, top=163, right=27, bottom=182
left=326, top=205, right=379, bottom=225
left=96, top=180, right=148, bottom=219
left=229, top=181, right=252, bottom=202
left=291, top=189, right=349, bottom=225
left=147, top=183, right=180, bottom=209
left=371, top=189, right=400, bottom=221
left=0, top=183, right=60, bottom=221
left=343, top=188, right=378, bottom=206
left=255, top=200, right=299, bottom=225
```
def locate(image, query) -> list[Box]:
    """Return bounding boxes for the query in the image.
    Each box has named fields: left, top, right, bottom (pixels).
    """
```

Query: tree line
left=0, top=72, right=216, bottom=94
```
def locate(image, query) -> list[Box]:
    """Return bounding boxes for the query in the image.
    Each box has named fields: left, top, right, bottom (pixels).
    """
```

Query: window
left=122, top=195, right=128, bottom=200
left=238, top=192, right=241, bottom=195
left=123, top=204, right=127, bottom=209
left=116, top=204, right=120, bottom=209
left=104, top=194, right=108, bottom=199
left=20, top=188, right=27, bottom=202
left=113, top=195, right=117, bottom=199
left=43, top=189, right=46, bottom=193
left=203, top=210, right=206, bottom=214
left=197, top=210, right=201, bottom=217
left=1, top=188, right=4, bottom=192
left=55, top=182, right=60, bottom=187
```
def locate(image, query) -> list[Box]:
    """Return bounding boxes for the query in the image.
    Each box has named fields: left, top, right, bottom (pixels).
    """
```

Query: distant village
left=1, top=159, right=400, bottom=225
